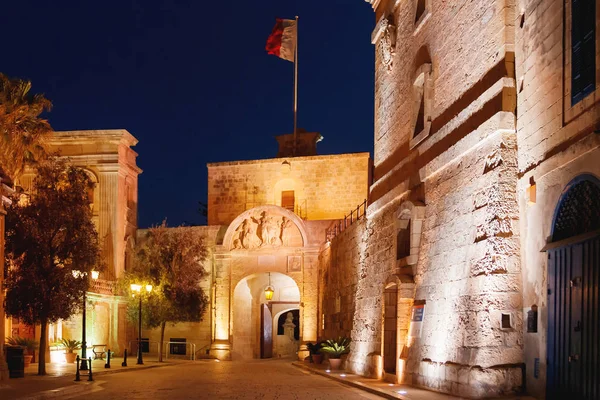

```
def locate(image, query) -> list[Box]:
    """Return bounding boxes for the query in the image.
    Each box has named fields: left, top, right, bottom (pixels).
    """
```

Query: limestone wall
left=319, top=0, right=525, bottom=397
left=514, top=0, right=600, bottom=397
left=207, top=153, right=370, bottom=225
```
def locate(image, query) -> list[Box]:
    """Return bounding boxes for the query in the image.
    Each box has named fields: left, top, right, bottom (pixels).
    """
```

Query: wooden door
left=260, top=304, right=273, bottom=359
left=547, top=236, right=599, bottom=399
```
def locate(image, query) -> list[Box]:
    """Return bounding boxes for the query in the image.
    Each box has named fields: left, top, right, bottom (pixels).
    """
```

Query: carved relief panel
left=230, top=209, right=303, bottom=250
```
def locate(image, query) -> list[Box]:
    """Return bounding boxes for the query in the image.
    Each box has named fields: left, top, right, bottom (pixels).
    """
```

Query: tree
left=123, top=222, right=209, bottom=362
left=4, top=159, right=100, bottom=375
left=0, top=73, right=52, bottom=182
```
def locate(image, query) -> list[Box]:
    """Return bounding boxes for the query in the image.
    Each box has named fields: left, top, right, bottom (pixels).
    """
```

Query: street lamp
left=131, top=283, right=152, bottom=365
left=72, top=270, right=98, bottom=371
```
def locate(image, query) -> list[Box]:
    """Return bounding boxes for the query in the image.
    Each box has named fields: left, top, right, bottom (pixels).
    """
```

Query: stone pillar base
left=209, top=340, right=231, bottom=361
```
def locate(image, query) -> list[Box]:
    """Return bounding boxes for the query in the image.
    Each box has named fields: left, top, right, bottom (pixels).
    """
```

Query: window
left=571, top=0, right=596, bottom=105
left=281, top=190, right=295, bottom=212
left=396, top=220, right=411, bottom=260
left=415, top=0, right=426, bottom=23
left=410, top=63, right=432, bottom=148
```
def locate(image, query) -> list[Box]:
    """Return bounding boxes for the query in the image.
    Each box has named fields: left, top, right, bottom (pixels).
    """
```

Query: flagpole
left=293, top=15, right=299, bottom=156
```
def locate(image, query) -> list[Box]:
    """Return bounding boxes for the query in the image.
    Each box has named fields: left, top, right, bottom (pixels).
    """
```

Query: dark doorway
left=547, top=175, right=600, bottom=399
left=383, top=284, right=398, bottom=375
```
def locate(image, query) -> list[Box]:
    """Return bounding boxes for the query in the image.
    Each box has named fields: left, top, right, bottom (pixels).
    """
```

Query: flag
left=265, top=18, right=297, bottom=62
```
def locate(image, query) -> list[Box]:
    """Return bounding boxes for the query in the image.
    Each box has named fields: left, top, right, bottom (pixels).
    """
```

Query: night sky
left=3, top=1, right=375, bottom=227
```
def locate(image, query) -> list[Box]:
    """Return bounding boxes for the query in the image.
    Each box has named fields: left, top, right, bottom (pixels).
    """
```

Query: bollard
left=105, top=349, right=111, bottom=368
left=75, top=355, right=81, bottom=382
left=121, top=349, right=128, bottom=367
left=88, top=357, right=93, bottom=381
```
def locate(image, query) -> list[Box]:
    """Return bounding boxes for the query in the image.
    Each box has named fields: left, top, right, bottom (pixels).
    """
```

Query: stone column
left=210, top=253, right=231, bottom=360
left=0, top=188, right=9, bottom=381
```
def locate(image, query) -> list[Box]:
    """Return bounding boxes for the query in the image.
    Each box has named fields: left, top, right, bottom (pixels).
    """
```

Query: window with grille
left=281, top=190, right=295, bottom=212
left=571, top=0, right=596, bottom=105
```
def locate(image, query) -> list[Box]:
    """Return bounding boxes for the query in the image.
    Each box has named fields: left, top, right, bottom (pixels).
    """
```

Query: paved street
left=67, top=359, right=383, bottom=400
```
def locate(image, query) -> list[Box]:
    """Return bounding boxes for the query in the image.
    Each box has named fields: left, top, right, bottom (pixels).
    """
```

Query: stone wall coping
left=207, top=152, right=370, bottom=168
left=49, top=129, right=139, bottom=147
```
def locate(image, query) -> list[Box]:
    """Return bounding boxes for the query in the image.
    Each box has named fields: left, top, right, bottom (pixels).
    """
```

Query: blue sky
left=4, top=0, right=375, bottom=227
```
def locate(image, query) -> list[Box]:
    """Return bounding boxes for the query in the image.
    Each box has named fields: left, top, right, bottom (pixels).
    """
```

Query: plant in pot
left=60, top=338, right=82, bottom=364
left=7, top=336, right=39, bottom=367
left=307, top=341, right=324, bottom=365
left=320, top=336, right=351, bottom=370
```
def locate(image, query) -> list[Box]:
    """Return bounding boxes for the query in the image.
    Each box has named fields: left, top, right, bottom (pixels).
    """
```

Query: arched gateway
left=209, top=205, right=319, bottom=360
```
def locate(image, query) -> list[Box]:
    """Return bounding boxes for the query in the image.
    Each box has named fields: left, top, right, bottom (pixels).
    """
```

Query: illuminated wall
left=320, top=0, right=525, bottom=397
left=207, top=153, right=370, bottom=225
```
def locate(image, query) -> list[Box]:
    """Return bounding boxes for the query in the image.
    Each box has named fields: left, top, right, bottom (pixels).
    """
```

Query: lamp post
left=74, top=270, right=99, bottom=371
left=131, top=283, right=152, bottom=365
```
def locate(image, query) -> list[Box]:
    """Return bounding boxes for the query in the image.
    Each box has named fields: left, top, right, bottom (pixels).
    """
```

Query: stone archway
left=210, top=205, right=319, bottom=361
left=231, top=272, right=300, bottom=360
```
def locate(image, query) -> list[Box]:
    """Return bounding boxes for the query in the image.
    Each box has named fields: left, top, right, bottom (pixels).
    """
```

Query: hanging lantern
left=264, top=272, right=275, bottom=301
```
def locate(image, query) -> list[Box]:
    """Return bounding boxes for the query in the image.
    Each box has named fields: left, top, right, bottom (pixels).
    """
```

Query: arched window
left=551, top=175, right=600, bottom=242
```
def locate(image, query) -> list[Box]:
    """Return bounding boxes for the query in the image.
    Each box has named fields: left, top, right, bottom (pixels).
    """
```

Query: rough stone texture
left=207, top=153, right=370, bottom=225
left=320, top=0, right=524, bottom=397
left=514, top=0, right=600, bottom=398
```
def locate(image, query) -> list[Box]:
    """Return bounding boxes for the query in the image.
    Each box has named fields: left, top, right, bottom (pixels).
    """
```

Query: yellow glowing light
left=264, top=285, right=274, bottom=301
left=91, top=270, right=99, bottom=280
left=130, top=284, right=142, bottom=292
left=145, top=284, right=153, bottom=292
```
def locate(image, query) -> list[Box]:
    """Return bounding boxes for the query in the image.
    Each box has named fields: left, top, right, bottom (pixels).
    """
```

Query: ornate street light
left=131, top=283, right=152, bottom=365
left=264, top=273, right=275, bottom=301
left=72, top=269, right=98, bottom=371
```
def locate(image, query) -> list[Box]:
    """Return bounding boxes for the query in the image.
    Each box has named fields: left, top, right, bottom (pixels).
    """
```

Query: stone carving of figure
left=241, top=219, right=260, bottom=249
left=254, top=211, right=283, bottom=247
left=280, top=217, right=292, bottom=246
left=232, top=223, right=244, bottom=249
left=231, top=219, right=260, bottom=249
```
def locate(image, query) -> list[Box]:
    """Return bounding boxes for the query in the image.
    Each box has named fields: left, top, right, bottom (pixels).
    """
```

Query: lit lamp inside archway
left=264, top=273, right=275, bottom=301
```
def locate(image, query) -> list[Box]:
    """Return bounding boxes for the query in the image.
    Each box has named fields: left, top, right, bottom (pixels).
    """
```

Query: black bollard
left=121, top=349, right=128, bottom=367
left=75, top=355, right=81, bottom=382
left=88, top=357, right=93, bottom=381
left=105, top=349, right=111, bottom=368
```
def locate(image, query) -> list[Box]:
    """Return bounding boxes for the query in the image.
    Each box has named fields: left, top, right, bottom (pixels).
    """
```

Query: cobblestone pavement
left=68, top=358, right=384, bottom=400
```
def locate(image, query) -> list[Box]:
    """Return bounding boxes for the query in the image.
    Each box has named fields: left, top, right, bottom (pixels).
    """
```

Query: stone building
left=141, top=133, right=371, bottom=361
left=316, top=0, right=599, bottom=399
left=3, top=129, right=142, bottom=359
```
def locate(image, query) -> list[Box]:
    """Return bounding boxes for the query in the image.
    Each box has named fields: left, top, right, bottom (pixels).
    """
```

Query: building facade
left=3, top=129, right=142, bottom=359
left=316, top=0, right=599, bottom=399
left=140, top=141, right=371, bottom=362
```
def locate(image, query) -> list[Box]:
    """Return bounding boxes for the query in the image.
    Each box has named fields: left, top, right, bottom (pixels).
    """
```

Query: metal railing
left=326, top=199, right=368, bottom=242
left=128, top=340, right=197, bottom=361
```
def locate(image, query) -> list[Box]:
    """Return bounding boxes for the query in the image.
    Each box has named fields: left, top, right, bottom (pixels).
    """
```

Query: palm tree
left=0, top=73, right=52, bottom=182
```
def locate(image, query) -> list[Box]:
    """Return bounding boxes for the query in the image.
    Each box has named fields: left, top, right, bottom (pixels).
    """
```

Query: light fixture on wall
left=264, top=273, right=275, bottom=301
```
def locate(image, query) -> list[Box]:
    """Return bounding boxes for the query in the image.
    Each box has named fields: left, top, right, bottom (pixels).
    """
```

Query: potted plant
left=60, top=338, right=82, bottom=364
left=6, top=336, right=39, bottom=367
left=320, top=336, right=351, bottom=370
left=307, top=341, right=324, bottom=364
